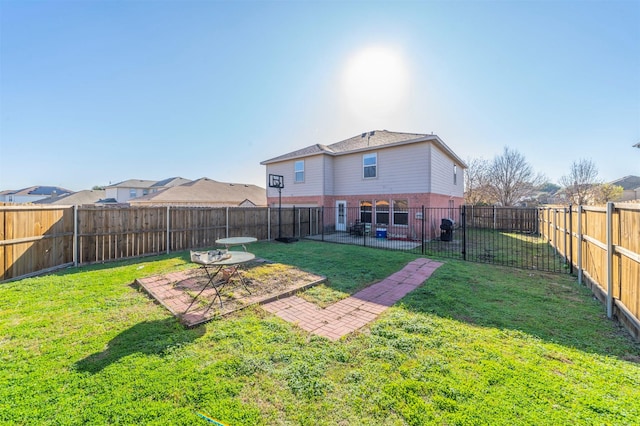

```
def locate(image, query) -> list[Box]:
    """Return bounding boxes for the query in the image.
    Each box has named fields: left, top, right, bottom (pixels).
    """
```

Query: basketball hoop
left=269, top=174, right=284, bottom=189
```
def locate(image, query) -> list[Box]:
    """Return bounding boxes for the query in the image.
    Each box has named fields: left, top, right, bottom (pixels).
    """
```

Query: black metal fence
left=463, top=206, right=564, bottom=272
left=301, top=206, right=565, bottom=273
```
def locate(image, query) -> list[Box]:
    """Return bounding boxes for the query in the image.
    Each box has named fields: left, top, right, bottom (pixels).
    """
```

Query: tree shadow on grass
left=74, top=318, right=204, bottom=374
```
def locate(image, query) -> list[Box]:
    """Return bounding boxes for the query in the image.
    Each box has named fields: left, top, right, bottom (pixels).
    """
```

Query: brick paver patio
left=135, top=262, right=325, bottom=327
left=262, top=257, right=443, bottom=341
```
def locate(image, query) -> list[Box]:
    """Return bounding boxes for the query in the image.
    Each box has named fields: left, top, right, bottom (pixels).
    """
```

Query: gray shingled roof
left=7, top=186, right=72, bottom=196
left=151, top=177, right=191, bottom=188
left=261, top=130, right=467, bottom=167
left=610, top=175, right=640, bottom=190
left=108, top=179, right=157, bottom=189
left=34, top=190, right=107, bottom=205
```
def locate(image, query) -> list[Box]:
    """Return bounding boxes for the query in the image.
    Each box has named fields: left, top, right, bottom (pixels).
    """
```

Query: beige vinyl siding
left=323, top=155, right=334, bottom=195
left=333, top=143, right=430, bottom=195
left=117, top=188, right=133, bottom=202
left=265, top=155, right=325, bottom=198
left=430, top=145, right=464, bottom=197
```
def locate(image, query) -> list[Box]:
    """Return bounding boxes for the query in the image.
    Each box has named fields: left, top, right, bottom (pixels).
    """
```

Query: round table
left=215, top=236, right=257, bottom=251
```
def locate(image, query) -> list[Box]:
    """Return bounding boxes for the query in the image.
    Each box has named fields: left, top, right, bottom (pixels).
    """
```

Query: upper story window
left=294, top=160, right=305, bottom=183
left=363, top=153, right=377, bottom=179
left=129, top=189, right=137, bottom=198
left=453, top=164, right=458, bottom=185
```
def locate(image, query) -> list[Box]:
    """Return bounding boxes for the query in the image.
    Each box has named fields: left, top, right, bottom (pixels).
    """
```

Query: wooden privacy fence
left=466, top=205, right=539, bottom=233
left=1, top=205, right=314, bottom=281
left=0, top=205, right=75, bottom=281
left=539, top=203, right=640, bottom=339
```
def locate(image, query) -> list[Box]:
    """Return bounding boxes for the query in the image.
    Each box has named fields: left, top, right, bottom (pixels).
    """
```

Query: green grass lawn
left=1, top=240, right=639, bottom=425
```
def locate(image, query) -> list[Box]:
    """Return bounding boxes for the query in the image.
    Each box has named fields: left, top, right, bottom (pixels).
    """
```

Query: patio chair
left=349, top=221, right=364, bottom=236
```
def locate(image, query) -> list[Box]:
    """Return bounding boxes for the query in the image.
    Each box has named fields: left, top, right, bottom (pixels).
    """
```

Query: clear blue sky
left=1, top=0, right=638, bottom=191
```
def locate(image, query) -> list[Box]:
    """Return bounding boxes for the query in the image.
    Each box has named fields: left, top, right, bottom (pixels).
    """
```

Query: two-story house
left=0, top=186, right=72, bottom=203
left=260, top=130, right=467, bottom=237
left=104, top=177, right=191, bottom=203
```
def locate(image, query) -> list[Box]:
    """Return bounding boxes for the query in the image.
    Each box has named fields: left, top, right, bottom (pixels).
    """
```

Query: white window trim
left=294, top=160, right=305, bottom=183
left=363, top=153, right=377, bottom=179
left=392, top=199, right=409, bottom=227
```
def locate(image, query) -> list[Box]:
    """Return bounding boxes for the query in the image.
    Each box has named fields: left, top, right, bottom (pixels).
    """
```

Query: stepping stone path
left=262, top=258, right=443, bottom=341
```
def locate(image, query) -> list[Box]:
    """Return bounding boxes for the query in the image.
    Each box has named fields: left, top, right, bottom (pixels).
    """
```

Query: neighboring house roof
left=107, top=179, right=157, bottom=189
left=151, top=177, right=192, bottom=188
left=609, top=175, right=640, bottom=190
left=34, top=190, right=107, bottom=205
left=261, top=130, right=468, bottom=167
left=129, top=177, right=267, bottom=206
left=108, top=177, right=192, bottom=189
left=6, top=186, right=72, bottom=196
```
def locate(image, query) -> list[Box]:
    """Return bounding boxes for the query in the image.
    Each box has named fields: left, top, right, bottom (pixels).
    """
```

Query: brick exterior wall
left=267, top=192, right=464, bottom=210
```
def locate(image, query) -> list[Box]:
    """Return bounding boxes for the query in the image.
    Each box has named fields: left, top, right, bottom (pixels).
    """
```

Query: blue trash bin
left=376, top=229, right=387, bottom=238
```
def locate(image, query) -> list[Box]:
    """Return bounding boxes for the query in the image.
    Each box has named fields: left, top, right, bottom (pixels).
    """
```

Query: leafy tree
left=559, top=159, right=600, bottom=205
left=486, top=147, right=544, bottom=206
left=92, top=185, right=106, bottom=190
left=539, top=182, right=561, bottom=193
left=592, top=183, right=623, bottom=204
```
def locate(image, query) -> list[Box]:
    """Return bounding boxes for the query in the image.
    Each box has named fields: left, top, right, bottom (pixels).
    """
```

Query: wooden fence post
left=166, top=206, right=170, bottom=254
left=226, top=207, right=229, bottom=238
left=606, top=202, right=613, bottom=318
left=552, top=208, right=557, bottom=255
left=563, top=207, right=568, bottom=265
left=493, top=205, right=496, bottom=230
left=73, top=205, right=78, bottom=267
left=577, top=205, right=583, bottom=286
left=568, top=205, right=573, bottom=274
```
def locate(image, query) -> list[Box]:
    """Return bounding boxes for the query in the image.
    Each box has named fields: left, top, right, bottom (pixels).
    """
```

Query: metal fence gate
left=304, top=205, right=565, bottom=273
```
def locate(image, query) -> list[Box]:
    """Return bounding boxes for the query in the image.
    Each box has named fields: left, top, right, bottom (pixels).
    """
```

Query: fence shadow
left=399, top=265, right=640, bottom=362
left=74, top=318, right=205, bottom=374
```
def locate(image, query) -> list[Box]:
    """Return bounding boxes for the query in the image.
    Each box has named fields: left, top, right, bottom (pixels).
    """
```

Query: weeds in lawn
left=1, top=240, right=638, bottom=425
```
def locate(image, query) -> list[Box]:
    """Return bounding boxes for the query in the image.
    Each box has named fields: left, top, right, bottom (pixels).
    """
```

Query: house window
left=363, top=153, right=377, bottom=178
left=142, top=189, right=149, bottom=196
left=393, top=200, right=409, bottom=225
left=294, top=160, right=304, bottom=183
left=454, top=164, right=457, bottom=185
left=129, top=189, right=137, bottom=198
left=360, top=201, right=372, bottom=223
left=375, top=200, right=389, bottom=225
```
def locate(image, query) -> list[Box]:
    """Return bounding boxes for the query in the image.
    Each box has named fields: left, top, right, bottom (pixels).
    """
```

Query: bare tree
left=464, top=157, right=493, bottom=205
left=486, top=147, right=544, bottom=206
left=559, top=159, right=600, bottom=205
